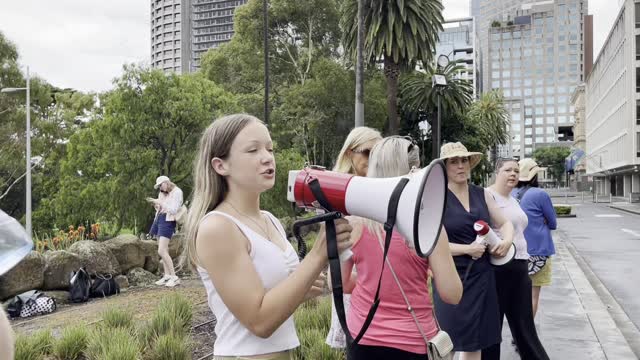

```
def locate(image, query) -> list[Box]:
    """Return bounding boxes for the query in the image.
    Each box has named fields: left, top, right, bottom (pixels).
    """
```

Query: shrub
left=52, top=325, right=89, bottom=360
left=15, top=329, right=53, bottom=360
left=156, top=293, right=192, bottom=332
left=139, top=310, right=188, bottom=351
left=102, top=308, right=134, bottom=330
left=292, top=296, right=343, bottom=360
left=147, top=333, right=191, bottom=360
left=85, top=327, right=140, bottom=360
left=554, top=205, right=572, bottom=215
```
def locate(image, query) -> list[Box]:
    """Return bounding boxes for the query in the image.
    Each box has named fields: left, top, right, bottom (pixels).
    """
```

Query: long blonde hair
left=182, top=114, right=262, bottom=268
left=365, top=136, right=420, bottom=241
left=333, top=127, right=382, bottom=174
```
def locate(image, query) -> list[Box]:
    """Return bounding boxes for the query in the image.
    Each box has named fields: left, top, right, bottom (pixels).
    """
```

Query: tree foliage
left=341, top=0, right=444, bottom=134
left=533, top=146, right=571, bottom=184
left=44, top=66, right=239, bottom=233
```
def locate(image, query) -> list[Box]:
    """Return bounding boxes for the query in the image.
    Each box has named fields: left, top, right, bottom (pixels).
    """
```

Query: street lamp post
left=432, top=55, right=449, bottom=159
left=263, top=0, right=270, bottom=126
left=1, top=66, right=31, bottom=240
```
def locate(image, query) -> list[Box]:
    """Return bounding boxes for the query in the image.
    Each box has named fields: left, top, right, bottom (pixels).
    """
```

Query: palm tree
left=466, top=90, right=510, bottom=164
left=400, top=60, right=474, bottom=116
left=341, top=0, right=444, bottom=134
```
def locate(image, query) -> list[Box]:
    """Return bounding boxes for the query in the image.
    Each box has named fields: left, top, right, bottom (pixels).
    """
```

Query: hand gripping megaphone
left=473, top=220, right=516, bottom=266
left=287, top=160, right=448, bottom=258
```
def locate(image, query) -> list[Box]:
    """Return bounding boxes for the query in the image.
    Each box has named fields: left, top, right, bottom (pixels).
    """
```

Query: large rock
left=168, top=232, right=185, bottom=259
left=0, top=251, right=45, bottom=300
left=103, top=235, right=150, bottom=273
left=43, top=251, right=83, bottom=290
left=68, top=241, right=120, bottom=275
left=126, top=267, right=158, bottom=286
left=114, top=275, right=129, bottom=289
left=140, top=240, right=159, bottom=273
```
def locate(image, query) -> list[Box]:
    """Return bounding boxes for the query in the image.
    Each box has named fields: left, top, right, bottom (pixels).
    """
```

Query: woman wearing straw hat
left=147, top=175, right=183, bottom=287
left=512, top=158, right=557, bottom=321
left=433, top=142, right=514, bottom=360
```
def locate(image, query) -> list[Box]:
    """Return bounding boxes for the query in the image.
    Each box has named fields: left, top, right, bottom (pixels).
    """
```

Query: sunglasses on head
left=351, top=148, right=371, bottom=157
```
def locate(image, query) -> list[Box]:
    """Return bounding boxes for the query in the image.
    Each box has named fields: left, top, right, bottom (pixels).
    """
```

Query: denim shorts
left=150, top=213, right=176, bottom=239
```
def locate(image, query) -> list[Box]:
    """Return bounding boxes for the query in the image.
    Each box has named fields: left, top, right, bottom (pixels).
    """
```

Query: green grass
left=15, top=329, right=53, bottom=360
left=52, top=325, right=90, bottom=360
left=85, top=327, right=140, bottom=360
left=292, top=296, right=344, bottom=360
left=102, top=307, right=135, bottom=330
left=147, top=333, right=191, bottom=360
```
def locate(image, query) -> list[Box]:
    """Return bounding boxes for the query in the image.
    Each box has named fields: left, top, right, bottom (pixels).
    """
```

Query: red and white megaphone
left=473, top=220, right=516, bottom=266
left=287, top=160, right=448, bottom=258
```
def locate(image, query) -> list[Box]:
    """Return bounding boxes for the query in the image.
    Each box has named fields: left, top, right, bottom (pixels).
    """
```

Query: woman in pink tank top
left=340, top=136, right=463, bottom=360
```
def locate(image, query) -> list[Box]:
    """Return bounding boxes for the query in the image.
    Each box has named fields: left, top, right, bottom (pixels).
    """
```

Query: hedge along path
left=10, top=278, right=208, bottom=336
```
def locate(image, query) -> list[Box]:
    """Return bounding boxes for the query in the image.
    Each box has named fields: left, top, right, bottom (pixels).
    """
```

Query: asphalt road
left=553, top=198, right=640, bottom=331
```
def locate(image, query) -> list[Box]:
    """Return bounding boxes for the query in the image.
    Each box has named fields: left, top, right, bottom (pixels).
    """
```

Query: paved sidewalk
left=608, top=202, right=640, bottom=216
left=497, top=236, right=637, bottom=360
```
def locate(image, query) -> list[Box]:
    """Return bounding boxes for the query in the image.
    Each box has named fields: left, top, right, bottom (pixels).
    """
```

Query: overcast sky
left=0, top=0, right=621, bottom=93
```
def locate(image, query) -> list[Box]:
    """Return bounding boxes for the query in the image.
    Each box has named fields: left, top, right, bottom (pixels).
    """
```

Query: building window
left=636, top=3, right=640, bottom=28
left=637, top=100, right=640, bottom=125
left=637, top=132, right=640, bottom=157
left=636, top=35, right=640, bottom=60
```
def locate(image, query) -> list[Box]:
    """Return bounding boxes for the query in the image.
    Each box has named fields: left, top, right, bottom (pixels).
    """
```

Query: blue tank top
left=443, top=184, right=492, bottom=273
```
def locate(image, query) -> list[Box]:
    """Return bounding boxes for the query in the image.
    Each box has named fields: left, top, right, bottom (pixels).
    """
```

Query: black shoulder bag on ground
left=90, top=273, right=120, bottom=298
left=292, top=176, right=409, bottom=350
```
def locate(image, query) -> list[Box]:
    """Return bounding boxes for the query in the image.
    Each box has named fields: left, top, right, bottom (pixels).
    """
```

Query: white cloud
left=0, top=0, right=622, bottom=92
left=0, top=0, right=149, bottom=92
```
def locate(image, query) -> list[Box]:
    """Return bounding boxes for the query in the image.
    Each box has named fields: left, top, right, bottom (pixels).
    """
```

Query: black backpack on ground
left=90, top=273, right=120, bottom=298
left=69, top=267, right=92, bottom=303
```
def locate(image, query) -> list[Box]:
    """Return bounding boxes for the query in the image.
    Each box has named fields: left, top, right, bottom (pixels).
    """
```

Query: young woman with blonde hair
left=339, top=136, right=462, bottom=359
left=325, top=126, right=382, bottom=349
left=147, top=175, right=183, bottom=287
left=183, top=114, right=353, bottom=359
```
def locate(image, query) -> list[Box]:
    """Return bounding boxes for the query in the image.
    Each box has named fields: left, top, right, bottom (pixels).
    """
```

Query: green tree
left=533, top=146, right=571, bottom=184
left=270, top=58, right=386, bottom=166
left=341, top=0, right=444, bottom=134
left=400, top=61, right=474, bottom=117
left=465, top=90, right=510, bottom=156
left=49, top=66, right=239, bottom=234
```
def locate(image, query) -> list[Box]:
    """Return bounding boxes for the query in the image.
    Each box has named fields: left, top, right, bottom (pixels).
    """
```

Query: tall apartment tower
left=151, top=0, right=248, bottom=74
left=435, top=18, right=480, bottom=98
left=472, top=0, right=590, bottom=159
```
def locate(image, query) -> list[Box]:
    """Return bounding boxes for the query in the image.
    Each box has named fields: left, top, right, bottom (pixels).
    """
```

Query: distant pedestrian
left=512, top=158, right=557, bottom=319
left=483, top=158, right=549, bottom=360
left=147, top=175, right=183, bottom=287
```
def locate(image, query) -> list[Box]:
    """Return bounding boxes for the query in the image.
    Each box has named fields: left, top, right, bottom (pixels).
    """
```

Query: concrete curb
left=557, top=235, right=639, bottom=359
left=609, top=205, right=640, bottom=216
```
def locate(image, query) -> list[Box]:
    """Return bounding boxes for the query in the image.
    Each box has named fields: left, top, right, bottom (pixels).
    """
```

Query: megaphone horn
left=287, top=160, right=448, bottom=257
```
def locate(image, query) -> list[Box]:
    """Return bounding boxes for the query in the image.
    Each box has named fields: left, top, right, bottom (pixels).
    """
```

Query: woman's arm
left=163, top=188, right=183, bottom=215
left=197, top=215, right=352, bottom=338
left=429, top=229, right=462, bottom=304
left=540, top=193, right=558, bottom=230
left=485, top=190, right=515, bottom=257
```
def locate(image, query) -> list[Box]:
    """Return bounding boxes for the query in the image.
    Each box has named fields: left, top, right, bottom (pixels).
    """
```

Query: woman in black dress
left=433, top=143, right=515, bottom=360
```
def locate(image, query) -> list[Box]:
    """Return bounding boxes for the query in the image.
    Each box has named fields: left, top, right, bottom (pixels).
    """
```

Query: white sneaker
left=165, top=276, right=180, bottom=287
left=155, top=275, right=171, bottom=286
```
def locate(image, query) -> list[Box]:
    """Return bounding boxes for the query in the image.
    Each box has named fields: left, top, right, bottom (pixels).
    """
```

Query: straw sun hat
left=438, top=142, right=483, bottom=169
left=518, top=158, right=540, bottom=182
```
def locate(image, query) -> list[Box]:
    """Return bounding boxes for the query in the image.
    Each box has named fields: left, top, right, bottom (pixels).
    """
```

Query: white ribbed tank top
left=197, top=210, right=300, bottom=356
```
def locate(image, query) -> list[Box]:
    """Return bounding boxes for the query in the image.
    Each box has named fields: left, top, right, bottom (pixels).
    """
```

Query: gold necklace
left=226, top=201, right=272, bottom=241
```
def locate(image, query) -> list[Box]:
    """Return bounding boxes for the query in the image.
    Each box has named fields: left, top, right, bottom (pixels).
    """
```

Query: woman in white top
left=325, top=126, right=382, bottom=349
left=147, top=175, right=183, bottom=287
left=182, top=114, right=353, bottom=360
left=482, top=158, right=549, bottom=360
